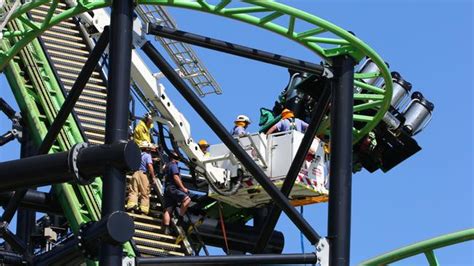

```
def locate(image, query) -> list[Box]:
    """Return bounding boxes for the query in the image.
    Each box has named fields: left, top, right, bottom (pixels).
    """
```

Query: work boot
left=176, top=215, right=189, bottom=228
left=125, top=205, right=138, bottom=213
left=163, top=225, right=171, bottom=235
left=140, top=206, right=149, bottom=216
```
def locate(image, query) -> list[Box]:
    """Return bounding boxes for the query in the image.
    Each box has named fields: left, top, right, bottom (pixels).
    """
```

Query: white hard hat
left=235, top=115, right=251, bottom=124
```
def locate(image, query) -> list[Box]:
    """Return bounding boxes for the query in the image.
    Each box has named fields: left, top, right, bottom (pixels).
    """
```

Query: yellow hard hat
left=139, top=141, right=156, bottom=149
left=198, top=139, right=209, bottom=147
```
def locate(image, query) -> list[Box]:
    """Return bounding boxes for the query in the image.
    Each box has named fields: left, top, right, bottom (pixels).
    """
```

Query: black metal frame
left=148, top=24, right=326, bottom=76
left=327, top=55, right=355, bottom=265
left=100, top=0, right=134, bottom=264
left=0, top=4, right=356, bottom=265
left=137, top=253, right=318, bottom=265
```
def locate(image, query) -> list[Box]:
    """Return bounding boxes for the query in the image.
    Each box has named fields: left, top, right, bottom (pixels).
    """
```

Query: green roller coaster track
left=0, top=0, right=393, bottom=143
left=0, top=0, right=394, bottom=262
left=361, top=228, right=474, bottom=265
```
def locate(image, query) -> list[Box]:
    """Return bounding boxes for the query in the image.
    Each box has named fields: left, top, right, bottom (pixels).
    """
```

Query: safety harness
left=287, top=117, right=297, bottom=131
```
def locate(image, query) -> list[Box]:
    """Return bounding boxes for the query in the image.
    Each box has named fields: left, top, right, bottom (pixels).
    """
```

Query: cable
left=218, top=202, right=230, bottom=254
left=300, top=206, right=305, bottom=253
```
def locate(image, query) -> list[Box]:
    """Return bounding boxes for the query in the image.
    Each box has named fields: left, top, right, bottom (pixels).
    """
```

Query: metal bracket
left=11, top=113, right=23, bottom=142
left=68, top=142, right=90, bottom=185
left=77, top=221, right=96, bottom=260
left=0, top=220, right=9, bottom=235
left=322, top=66, right=334, bottom=79
left=132, top=17, right=147, bottom=48
left=123, top=256, right=135, bottom=266
left=316, top=237, right=330, bottom=266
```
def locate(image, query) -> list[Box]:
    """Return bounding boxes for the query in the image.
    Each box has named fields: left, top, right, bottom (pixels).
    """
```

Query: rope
left=218, top=202, right=230, bottom=254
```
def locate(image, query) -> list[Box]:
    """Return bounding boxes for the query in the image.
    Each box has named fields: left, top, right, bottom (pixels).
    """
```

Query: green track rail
left=0, top=0, right=393, bottom=143
left=361, top=228, right=474, bottom=265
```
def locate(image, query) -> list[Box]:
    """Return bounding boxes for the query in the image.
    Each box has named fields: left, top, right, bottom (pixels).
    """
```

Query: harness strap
left=288, top=117, right=297, bottom=130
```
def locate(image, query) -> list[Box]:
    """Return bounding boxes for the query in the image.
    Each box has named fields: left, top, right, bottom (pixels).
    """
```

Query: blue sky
left=1, top=1, right=472, bottom=265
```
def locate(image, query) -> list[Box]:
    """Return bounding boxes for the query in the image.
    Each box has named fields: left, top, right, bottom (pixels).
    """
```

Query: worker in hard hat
left=162, top=151, right=191, bottom=235
left=133, top=113, right=154, bottom=146
left=230, top=114, right=251, bottom=137
left=266, top=108, right=308, bottom=134
left=126, top=141, right=157, bottom=215
left=198, top=139, right=211, bottom=158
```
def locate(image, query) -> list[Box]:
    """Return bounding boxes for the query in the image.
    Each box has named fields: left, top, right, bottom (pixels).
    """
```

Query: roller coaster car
left=206, top=131, right=329, bottom=208
left=355, top=122, right=421, bottom=173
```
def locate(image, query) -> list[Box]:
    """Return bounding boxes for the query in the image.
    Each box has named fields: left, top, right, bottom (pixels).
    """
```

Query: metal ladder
left=135, top=4, right=222, bottom=97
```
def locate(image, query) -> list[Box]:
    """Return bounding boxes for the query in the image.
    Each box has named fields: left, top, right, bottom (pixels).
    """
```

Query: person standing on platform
left=230, top=114, right=251, bottom=137
left=126, top=141, right=157, bottom=215
left=162, top=152, right=191, bottom=235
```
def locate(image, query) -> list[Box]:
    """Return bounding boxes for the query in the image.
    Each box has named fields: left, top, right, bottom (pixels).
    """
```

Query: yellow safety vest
left=133, top=120, right=153, bottom=145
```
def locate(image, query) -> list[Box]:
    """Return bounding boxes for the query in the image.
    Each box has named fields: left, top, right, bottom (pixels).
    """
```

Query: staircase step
left=44, top=42, right=90, bottom=56
left=76, top=115, right=106, bottom=127
left=74, top=106, right=106, bottom=119
left=133, top=236, right=181, bottom=250
left=47, top=24, right=81, bottom=35
left=43, top=30, right=84, bottom=42
left=63, top=78, right=106, bottom=90
left=74, top=99, right=106, bottom=111
left=84, top=130, right=105, bottom=141
left=57, top=70, right=103, bottom=84
left=134, top=229, right=176, bottom=241
left=50, top=55, right=87, bottom=67
left=41, top=35, right=86, bottom=49
left=128, top=212, right=162, bottom=224
left=136, top=245, right=185, bottom=257
left=47, top=49, right=90, bottom=63
left=72, top=94, right=107, bottom=106
left=81, top=123, right=106, bottom=135
left=134, top=221, right=163, bottom=232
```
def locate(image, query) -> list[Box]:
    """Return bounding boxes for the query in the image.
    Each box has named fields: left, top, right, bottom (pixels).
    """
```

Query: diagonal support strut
left=254, top=82, right=332, bottom=253
left=147, top=24, right=327, bottom=77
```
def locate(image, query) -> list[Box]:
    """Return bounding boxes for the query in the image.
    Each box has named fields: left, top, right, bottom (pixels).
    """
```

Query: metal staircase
left=126, top=180, right=193, bottom=257
left=25, top=0, right=193, bottom=259
left=136, top=4, right=222, bottom=97
left=29, top=1, right=107, bottom=145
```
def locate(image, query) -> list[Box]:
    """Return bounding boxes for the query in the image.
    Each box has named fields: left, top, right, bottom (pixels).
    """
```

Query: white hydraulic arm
left=66, top=3, right=233, bottom=190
